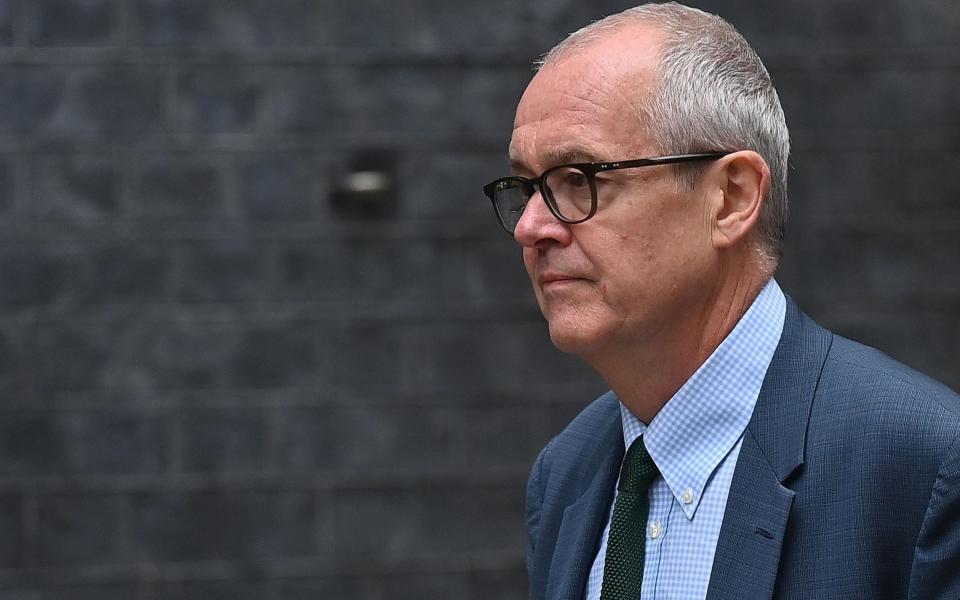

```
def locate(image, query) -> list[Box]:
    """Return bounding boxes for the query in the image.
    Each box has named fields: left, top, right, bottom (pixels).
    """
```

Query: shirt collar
left=619, top=278, right=786, bottom=519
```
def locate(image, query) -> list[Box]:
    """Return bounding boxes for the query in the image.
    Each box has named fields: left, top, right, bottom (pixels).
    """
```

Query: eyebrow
left=508, top=146, right=605, bottom=174
left=548, top=147, right=603, bottom=165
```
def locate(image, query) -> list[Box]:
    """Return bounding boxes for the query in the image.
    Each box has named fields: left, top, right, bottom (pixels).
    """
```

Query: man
left=482, top=3, right=960, bottom=599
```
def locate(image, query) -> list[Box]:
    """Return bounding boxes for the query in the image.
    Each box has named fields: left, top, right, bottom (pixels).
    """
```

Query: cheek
left=522, top=248, right=538, bottom=280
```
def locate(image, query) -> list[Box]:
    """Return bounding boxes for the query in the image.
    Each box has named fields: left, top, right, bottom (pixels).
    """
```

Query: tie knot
left=618, top=437, right=658, bottom=493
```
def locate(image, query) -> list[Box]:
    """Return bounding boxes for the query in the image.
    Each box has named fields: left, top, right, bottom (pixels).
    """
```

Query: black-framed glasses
left=482, top=152, right=731, bottom=234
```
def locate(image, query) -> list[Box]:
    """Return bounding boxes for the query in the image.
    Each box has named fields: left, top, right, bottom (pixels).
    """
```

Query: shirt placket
left=640, top=479, right=673, bottom=599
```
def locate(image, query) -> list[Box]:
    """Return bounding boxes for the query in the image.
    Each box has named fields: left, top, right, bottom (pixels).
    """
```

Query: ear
left=709, top=151, right=770, bottom=250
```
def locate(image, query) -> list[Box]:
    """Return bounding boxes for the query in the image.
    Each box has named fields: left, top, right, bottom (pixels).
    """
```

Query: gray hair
left=538, top=2, right=790, bottom=267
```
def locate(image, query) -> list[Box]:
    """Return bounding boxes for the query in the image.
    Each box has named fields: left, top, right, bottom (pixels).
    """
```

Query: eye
left=563, top=170, right=589, bottom=188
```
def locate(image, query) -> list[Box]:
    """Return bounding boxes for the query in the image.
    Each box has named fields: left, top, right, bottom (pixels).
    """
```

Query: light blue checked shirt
left=584, top=279, right=786, bottom=600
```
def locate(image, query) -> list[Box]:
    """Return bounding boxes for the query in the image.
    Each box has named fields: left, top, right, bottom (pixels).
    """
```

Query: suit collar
left=746, top=295, right=832, bottom=484
left=545, top=399, right=624, bottom=600
left=707, top=296, right=833, bottom=600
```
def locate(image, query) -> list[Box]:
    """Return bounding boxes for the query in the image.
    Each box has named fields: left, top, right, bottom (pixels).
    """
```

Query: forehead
left=509, top=26, right=664, bottom=170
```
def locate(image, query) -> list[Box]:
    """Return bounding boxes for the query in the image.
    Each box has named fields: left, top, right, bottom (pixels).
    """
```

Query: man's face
left=508, top=29, right=719, bottom=360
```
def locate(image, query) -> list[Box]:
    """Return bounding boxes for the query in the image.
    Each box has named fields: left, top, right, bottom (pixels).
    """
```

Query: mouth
left=539, top=274, right=587, bottom=289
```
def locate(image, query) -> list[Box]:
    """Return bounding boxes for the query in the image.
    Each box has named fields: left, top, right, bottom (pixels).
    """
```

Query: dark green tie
left=600, top=436, right=659, bottom=600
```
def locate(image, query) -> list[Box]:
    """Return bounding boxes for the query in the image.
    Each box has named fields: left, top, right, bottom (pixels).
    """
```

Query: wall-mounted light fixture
left=330, top=149, right=397, bottom=219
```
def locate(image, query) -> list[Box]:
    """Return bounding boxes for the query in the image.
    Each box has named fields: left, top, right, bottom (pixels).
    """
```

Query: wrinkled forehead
left=509, top=27, right=664, bottom=169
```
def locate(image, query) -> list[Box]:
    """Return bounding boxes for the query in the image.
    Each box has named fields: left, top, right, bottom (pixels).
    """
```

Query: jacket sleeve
left=908, top=432, right=960, bottom=599
left=526, top=438, right=553, bottom=591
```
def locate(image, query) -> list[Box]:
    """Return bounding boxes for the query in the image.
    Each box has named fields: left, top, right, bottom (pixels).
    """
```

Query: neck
left=586, top=267, right=770, bottom=424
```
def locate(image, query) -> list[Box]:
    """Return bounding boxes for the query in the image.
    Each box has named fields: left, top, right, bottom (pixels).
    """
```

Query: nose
left=513, top=190, right=572, bottom=248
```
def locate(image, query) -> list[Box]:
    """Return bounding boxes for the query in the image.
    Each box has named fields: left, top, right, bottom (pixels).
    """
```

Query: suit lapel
left=706, top=429, right=795, bottom=600
left=707, top=297, right=833, bottom=600
left=546, top=416, right=624, bottom=600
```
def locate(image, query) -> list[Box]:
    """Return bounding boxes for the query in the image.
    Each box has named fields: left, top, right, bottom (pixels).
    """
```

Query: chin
left=546, top=318, right=604, bottom=356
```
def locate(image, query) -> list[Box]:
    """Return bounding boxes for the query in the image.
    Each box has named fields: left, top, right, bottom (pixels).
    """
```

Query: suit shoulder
left=549, top=390, right=621, bottom=450
left=814, top=333, right=960, bottom=448
left=825, top=334, right=959, bottom=413
left=536, top=391, right=621, bottom=480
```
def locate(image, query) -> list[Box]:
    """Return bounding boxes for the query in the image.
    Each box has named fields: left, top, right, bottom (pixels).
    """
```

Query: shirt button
left=649, top=521, right=663, bottom=539
left=681, top=489, right=694, bottom=504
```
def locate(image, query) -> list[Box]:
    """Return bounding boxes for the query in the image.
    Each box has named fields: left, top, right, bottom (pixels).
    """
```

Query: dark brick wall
left=0, top=1, right=957, bottom=598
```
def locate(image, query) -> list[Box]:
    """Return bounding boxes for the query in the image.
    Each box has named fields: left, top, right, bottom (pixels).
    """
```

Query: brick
left=175, top=66, right=268, bottom=133
left=814, top=1, right=903, bottom=47
left=180, top=408, right=266, bottom=472
left=3, top=242, right=164, bottom=309
left=525, top=0, right=648, bottom=50
left=270, top=241, right=350, bottom=302
left=372, top=572, right=470, bottom=599
left=468, top=566, right=528, bottom=600
left=0, top=0, right=10, bottom=45
left=36, top=493, right=119, bottom=565
left=328, top=488, right=420, bottom=562
left=130, top=0, right=328, bottom=47
left=896, top=0, right=960, bottom=46
left=130, top=490, right=316, bottom=562
left=11, top=242, right=171, bottom=308
left=70, top=412, right=165, bottom=474
left=273, top=239, right=455, bottom=308
left=0, top=65, right=164, bottom=136
left=129, top=0, right=217, bottom=46
left=0, top=66, right=65, bottom=134
left=776, top=66, right=960, bottom=130
left=120, top=319, right=238, bottom=391
left=317, top=0, right=396, bottom=49
left=72, top=66, right=167, bottom=136
left=791, top=230, right=960, bottom=300
left=690, top=0, right=819, bottom=54
left=33, top=318, right=238, bottom=393
left=399, top=0, right=525, bottom=51
left=134, top=155, right=222, bottom=220
left=272, top=576, right=376, bottom=600
left=0, top=585, right=139, bottom=600
left=462, top=67, right=531, bottom=143
left=548, top=398, right=600, bottom=438
left=24, top=0, right=119, bottom=47
left=238, top=153, right=328, bottom=222
left=176, top=241, right=265, bottom=304
left=0, top=154, right=12, bottom=215
left=0, top=412, right=162, bottom=475
left=0, top=494, right=23, bottom=567
left=790, top=150, right=960, bottom=219
left=86, top=244, right=171, bottom=304
left=0, top=245, right=62, bottom=307
left=30, top=155, right=122, bottom=223
left=400, top=151, right=505, bottom=221
left=274, top=405, right=463, bottom=471
left=0, top=323, right=29, bottom=396
left=33, top=321, right=113, bottom=392
left=796, top=307, right=960, bottom=393
left=464, top=405, right=550, bottom=468
left=458, top=240, right=539, bottom=310
left=330, top=320, right=412, bottom=387
left=274, top=66, right=461, bottom=136
left=152, top=579, right=266, bottom=600
left=413, top=320, right=601, bottom=390
left=230, top=319, right=325, bottom=388
left=418, top=486, right=526, bottom=555
left=331, top=486, right=524, bottom=561
left=0, top=414, right=73, bottom=476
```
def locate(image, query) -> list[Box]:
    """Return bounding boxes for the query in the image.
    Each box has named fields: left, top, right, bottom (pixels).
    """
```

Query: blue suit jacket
left=526, top=298, right=960, bottom=599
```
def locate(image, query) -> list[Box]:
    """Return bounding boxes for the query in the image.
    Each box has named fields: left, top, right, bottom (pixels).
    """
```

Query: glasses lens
left=544, top=166, right=594, bottom=221
left=492, top=178, right=530, bottom=232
